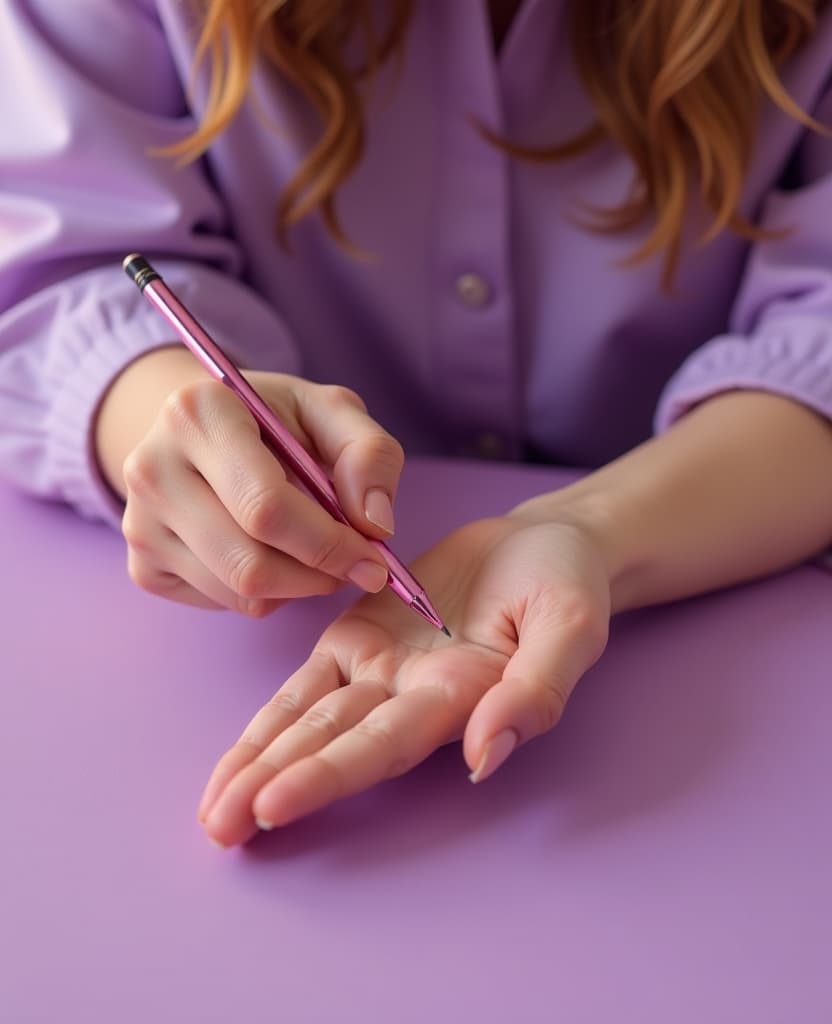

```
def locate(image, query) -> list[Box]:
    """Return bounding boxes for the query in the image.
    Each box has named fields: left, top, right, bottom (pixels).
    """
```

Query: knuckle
left=125, top=549, right=152, bottom=589
left=120, top=511, right=150, bottom=554
left=374, top=433, right=405, bottom=470
left=265, top=689, right=303, bottom=717
left=355, top=432, right=405, bottom=477
left=122, top=447, right=161, bottom=500
left=318, top=383, right=366, bottom=413
left=305, top=530, right=344, bottom=575
left=225, top=547, right=271, bottom=600
left=351, top=718, right=409, bottom=777
left=237, top=597, right=263, bottom=618
left=245, top=689, right=303, bottom=739
left=236, top=483, right=285, bottom=540
left=159, top=380, right=207, bottom=432
left=241, top=598, right=276, bottom=619
left=298, top=705, right=341, bottom=742
left=126, top=552, right=174, bottom=597
left=537, top=680, right=569, bottom=734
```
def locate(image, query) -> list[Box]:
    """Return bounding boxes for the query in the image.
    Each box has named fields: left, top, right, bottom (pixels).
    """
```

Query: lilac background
left=1, top=458, right=830, bottom=1022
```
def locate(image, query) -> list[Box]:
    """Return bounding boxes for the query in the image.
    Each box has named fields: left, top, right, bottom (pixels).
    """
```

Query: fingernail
left=469, top=729, right=518, bottom=784
left=347, top=559, right=389, bottom=593
left=364, top=488, right=395, bottom=535
left=208, top=837, right=228, bottom=850
left=255, top=817, right=274, bottom=831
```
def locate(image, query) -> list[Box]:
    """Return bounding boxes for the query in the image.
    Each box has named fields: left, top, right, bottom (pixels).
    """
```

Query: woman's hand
left=198, top=508, right=612, bottom=847
left=95, top=349, right=403, bottom=616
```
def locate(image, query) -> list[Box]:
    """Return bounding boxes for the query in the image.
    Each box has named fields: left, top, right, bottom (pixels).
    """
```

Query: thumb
left=463, top=596, right=609, bottom=783
left=297, top=383, right=405, bottom=539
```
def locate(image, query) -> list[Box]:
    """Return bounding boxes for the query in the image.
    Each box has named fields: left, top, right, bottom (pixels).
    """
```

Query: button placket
left=430, top=2, right=519, bottom=457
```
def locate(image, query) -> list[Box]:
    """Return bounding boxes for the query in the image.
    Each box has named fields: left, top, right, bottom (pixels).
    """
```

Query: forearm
left=514, top=391, right=832, bottom=613
left=94, top=346, right=209, bottom=499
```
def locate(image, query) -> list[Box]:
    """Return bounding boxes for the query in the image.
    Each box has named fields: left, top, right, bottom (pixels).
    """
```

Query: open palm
left=199, top=513, right=611, bottom=847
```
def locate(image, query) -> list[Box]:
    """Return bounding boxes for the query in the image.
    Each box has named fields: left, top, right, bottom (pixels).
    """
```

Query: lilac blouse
left=2, top=0, right=832, bottom=526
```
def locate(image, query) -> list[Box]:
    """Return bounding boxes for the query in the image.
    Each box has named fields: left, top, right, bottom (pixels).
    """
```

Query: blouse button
left=455, top=272, right=492, bottom=308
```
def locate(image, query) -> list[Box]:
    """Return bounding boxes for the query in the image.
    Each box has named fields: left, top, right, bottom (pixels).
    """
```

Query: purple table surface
left=1, top=457, right=831, bottom=1023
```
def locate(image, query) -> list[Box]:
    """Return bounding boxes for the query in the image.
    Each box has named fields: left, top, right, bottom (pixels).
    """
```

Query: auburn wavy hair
left=166, top=0, right=829, bottom=287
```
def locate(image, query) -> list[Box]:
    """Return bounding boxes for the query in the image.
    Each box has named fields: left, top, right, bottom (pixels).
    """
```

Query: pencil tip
left=442, top=626, right=452, bottom=638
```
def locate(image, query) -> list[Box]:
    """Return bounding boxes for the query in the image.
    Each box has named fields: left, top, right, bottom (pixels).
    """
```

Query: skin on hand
left=94, top=348, right=405, bottom=615
left=198, top=512, right=611, bottom=848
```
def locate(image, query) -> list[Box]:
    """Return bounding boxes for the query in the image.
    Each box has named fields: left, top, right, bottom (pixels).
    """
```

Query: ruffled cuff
left=45, top=305, right=188, bottom=527
left=654, top=315, right=832, bottom=431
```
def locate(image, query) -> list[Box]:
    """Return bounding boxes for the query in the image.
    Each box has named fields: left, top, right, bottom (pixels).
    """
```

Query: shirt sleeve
left=654, top=85, right=832, bottom=437
left=0, top=1, right=300, bottom=526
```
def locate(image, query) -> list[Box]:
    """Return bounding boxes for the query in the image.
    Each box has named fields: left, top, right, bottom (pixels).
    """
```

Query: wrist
left=508, top=480, right=643, bottom=614
left=508, top=391, right=832, bottom=615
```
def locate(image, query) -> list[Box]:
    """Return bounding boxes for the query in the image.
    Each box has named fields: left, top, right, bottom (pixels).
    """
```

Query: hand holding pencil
left=97, top=255, right=445, bottom=627
left=120, top=255, right=447, bottom=632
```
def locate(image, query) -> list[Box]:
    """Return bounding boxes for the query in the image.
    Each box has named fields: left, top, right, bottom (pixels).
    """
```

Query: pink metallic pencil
left=122, top=254, right=449, bottom=635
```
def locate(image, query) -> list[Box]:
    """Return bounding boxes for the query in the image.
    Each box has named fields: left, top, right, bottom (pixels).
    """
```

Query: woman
left=1, top=0, right=831, bottom=847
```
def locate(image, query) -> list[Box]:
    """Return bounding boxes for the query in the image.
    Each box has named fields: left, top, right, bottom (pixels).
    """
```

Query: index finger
left=175, top=387, right=389, bottom=586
